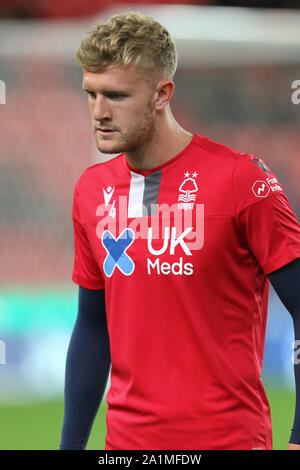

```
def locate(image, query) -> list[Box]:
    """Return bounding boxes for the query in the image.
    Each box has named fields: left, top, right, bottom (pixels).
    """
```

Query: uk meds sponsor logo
left=100, top=224, right=199, bottom=278
left=97, top=197, right=204, bottom=278
left=102, top=228, right=135, bottom=276
left=147, top=227, right=194, bottom=275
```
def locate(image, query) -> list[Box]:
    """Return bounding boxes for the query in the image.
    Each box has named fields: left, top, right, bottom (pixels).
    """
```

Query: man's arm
left=268, top=257, right=300, bottom=450
left=60, top=286, right=111, bottom=449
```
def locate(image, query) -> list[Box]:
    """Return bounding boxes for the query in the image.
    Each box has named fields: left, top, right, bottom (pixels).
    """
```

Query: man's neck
left=124, top=111, right=193, bottom=172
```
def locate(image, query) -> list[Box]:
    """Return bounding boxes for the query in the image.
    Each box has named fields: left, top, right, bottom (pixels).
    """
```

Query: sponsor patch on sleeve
left=252, top=177, right=283, bottom=198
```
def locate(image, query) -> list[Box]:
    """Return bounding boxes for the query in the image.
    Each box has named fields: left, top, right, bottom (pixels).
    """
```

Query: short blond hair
left=75, top=12, right=178, bottom=81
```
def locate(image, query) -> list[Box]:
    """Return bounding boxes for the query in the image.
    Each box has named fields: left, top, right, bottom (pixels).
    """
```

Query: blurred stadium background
left=0, top=0, right=300, bottom=450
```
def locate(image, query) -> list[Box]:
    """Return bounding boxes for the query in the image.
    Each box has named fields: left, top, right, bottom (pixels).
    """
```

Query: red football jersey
left=72, top=134, right=300, bottom=450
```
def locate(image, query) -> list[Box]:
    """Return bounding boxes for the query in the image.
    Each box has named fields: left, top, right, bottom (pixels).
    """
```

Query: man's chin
left=96, top=142, right=121, bottom=155
left=94, top=136, right=122, bottom=154
left=97, top=147, right=117, bottom=155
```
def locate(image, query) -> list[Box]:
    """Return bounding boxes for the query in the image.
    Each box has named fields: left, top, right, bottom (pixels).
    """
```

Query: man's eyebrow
left=82, top=87, right=129, bottom=96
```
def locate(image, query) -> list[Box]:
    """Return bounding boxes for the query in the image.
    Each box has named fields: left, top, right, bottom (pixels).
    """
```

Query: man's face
left=82, top=64, right=158, bottom=155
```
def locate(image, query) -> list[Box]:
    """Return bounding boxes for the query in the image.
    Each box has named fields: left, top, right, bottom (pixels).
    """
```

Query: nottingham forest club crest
left=178, top=172, right=198, bottom=210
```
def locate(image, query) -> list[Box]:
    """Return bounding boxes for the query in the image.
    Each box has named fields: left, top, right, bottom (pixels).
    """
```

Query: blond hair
left=75, top=12, right=178, bottom=81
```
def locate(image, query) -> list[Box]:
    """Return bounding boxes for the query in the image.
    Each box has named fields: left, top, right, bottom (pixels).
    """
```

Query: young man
left=60, top=12, right=300, bottom=450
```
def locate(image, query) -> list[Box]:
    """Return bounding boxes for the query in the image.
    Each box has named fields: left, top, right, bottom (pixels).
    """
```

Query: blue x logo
left=102, top=228, right=135, bottom=277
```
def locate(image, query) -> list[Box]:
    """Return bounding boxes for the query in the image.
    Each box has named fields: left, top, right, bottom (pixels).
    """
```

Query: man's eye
left=84, top=90, right=96, bottom=99
left=109, top=93, right=125, bottom=100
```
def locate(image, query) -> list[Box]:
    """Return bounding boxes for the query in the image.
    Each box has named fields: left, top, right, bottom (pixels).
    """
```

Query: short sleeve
left=233, top=154, right=300, bottom=275
left=72, top=186, right=105, bottom=290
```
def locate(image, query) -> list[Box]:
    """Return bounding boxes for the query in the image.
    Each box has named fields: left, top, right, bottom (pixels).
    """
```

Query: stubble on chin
left=94, top=133, right=126, bottom=155
left=93, top=104, right=156, bottom=155
left=94, top=125, right=154, bottom=155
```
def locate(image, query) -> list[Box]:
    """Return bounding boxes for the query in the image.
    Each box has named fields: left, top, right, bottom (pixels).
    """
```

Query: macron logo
left=103, top=186, right=115, bottom=207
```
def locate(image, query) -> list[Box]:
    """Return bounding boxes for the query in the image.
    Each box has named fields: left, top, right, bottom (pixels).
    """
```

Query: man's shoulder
left=192, top=133, right=247, bottom=164
left=192, top=134, right=269, bottom=183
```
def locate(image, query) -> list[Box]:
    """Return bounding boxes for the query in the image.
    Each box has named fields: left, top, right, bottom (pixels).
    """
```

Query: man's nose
left=92, top=95, right=112, bottom=121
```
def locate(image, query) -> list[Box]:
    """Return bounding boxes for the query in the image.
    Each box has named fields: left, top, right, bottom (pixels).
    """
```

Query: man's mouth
left=96, top=127, right=117, bottom=136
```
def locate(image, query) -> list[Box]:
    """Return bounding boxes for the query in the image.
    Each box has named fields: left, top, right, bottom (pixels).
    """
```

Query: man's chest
left=80, top=165, right=238, bottom=282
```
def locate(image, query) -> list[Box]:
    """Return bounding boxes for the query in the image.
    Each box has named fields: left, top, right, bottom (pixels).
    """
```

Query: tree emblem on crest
left=178, top=174, right=198, bottom=202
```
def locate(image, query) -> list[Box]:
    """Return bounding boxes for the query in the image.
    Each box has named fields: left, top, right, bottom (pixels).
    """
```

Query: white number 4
left=109, top=200, right=116, bottom=219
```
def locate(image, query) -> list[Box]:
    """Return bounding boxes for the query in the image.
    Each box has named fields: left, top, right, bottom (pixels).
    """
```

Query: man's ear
left=154, top=80, right=175, bottom=111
